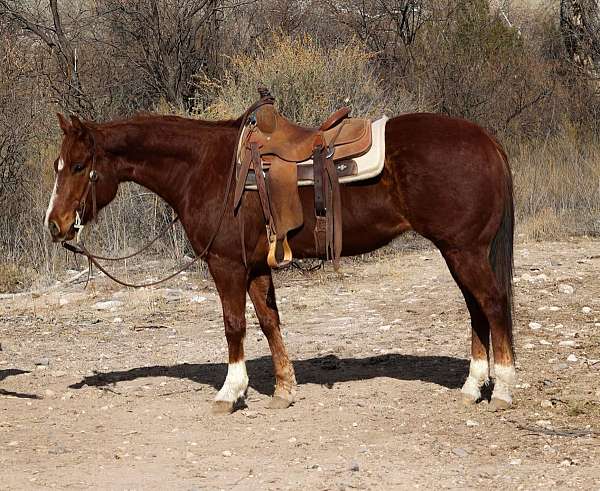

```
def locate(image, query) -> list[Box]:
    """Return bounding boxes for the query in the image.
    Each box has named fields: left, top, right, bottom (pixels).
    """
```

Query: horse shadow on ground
left=0, top=369, right=41, bottom=399
left=69, top=354, right=469, bottom=396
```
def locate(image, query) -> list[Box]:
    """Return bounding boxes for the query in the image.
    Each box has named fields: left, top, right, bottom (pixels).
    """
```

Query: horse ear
left=57, top=113, right=70, bottom=134
left=70, top=115, right=87, bottom=135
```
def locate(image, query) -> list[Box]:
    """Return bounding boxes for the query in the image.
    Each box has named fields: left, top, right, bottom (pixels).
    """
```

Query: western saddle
left=234, top=88, right=373, bottom=270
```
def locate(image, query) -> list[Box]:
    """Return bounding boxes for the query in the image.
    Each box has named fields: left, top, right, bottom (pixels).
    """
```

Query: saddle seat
left=253, top=103, right=371, bottom=164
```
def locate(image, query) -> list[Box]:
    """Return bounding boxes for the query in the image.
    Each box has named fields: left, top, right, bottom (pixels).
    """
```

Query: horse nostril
left=48, top=220, right=61, bottom=238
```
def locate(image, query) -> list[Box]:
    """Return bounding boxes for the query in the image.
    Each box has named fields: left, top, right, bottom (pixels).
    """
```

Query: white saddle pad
left=297, top=115, right=388, bottom=186
left=242, top=115, right=389, bottom=190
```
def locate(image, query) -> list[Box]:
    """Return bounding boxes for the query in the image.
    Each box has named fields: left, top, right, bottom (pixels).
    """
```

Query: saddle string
left=63, top=98, right=270, bottom=288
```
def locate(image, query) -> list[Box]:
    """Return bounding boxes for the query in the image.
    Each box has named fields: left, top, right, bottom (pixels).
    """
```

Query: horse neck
left=101, top=117, right=237, bottom=213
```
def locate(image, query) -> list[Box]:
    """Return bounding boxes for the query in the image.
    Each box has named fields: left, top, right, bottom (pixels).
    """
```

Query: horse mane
left=87, top=112, right=242, bottom=130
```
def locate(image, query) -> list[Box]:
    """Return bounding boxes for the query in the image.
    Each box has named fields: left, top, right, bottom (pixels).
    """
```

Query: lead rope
left=63, top=98, right=266, bottom=289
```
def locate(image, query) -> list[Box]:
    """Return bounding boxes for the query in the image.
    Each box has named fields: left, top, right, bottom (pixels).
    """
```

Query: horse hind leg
left=458, top=287, right=491, bottom=405
left=443, top=247, right=516, bottom=410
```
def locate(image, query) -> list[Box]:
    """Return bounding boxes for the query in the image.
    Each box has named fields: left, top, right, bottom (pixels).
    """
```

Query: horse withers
left=45, top=108, right=516, bottom=413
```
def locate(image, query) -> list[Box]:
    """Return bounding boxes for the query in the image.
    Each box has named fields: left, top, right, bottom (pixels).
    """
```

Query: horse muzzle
left=47, top=218, right=76, bottom=242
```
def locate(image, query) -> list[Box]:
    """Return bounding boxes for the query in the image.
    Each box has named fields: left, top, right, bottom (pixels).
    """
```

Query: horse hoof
left=461, top=393, right=479, bottom=406
left=212, top=400, right=234, bottom=415
left=488, top=398, right=511, bottom=412
left=269, top=395, right=293, bottom=410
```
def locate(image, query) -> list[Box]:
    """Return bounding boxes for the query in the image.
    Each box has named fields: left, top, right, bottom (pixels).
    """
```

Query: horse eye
left=72, top=163, right=85, bottom=173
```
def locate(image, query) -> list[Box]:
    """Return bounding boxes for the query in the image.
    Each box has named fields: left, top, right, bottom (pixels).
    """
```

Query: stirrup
left=267, top=231, right=293, bottom=268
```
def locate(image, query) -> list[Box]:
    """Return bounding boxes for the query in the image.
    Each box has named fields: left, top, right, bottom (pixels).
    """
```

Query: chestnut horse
left=45, top=111, right=516, bottom=413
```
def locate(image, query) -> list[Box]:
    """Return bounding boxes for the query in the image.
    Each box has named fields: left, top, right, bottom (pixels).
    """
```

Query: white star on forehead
left=58, top=157, right=65, bottom=171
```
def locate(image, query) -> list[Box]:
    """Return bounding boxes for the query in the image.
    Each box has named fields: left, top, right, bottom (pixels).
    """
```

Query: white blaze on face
left=215, top=360, right=249, bottom=403
left=44, top=178, right=59, bottom=229
left=44, top=157, right=64, bottom=229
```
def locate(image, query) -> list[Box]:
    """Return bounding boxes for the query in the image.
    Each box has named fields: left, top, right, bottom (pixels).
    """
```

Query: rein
left=62, top=98, right=269, bottom=288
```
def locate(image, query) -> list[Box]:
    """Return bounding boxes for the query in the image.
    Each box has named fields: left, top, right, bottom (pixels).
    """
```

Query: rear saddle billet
left=233, top=88, right=373, bottom=270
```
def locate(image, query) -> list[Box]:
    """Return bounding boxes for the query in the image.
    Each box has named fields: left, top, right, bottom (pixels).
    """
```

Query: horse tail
left=489, top=143, right=515, bottom=356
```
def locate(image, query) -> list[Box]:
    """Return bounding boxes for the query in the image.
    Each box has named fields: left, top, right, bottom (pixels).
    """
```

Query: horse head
left=45, top=114, right=119, bottom=242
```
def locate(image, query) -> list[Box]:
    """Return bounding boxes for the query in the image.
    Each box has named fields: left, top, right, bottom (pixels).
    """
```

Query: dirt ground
left=1, top=239, right=600, bottom=490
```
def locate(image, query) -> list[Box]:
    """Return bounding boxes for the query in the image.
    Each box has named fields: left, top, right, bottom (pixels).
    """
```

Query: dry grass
left=511, top=128, right=600, bottom=239
left=0, top=263, right=34, bottom=293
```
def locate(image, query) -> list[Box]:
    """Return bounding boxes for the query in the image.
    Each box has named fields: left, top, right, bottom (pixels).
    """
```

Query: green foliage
left=411, top=0, right=550, bottom=137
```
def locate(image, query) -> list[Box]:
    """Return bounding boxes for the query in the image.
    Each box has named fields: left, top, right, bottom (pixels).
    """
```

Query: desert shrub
left=192, top=34, right=418, bottom=123
left=405, top=0, right=555, bottom=139
left=0, top=262, right=34, bottom=293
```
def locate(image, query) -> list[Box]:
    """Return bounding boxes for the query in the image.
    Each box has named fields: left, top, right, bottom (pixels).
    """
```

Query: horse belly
left=289, top=175, right=410, bottom=258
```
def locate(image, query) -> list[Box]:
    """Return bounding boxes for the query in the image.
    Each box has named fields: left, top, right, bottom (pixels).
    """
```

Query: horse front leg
left=248, top=268, right=296, bottom=409
left=209, top=258, right=249, bottom=414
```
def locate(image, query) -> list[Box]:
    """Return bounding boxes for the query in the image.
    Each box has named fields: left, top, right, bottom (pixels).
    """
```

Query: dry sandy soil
left=1, top=239, right=599, bottom=490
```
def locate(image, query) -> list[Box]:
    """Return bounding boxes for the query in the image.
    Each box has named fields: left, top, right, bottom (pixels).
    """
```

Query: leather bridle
left=61, top=99, right=267, bottom=288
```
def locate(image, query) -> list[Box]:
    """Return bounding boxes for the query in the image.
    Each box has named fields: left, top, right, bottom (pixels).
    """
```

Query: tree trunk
left=560, top=0, right=600, bottom=78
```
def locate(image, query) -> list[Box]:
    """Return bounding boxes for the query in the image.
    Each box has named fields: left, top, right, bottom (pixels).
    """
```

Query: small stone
left=466, top=420, right=479, bottom=427
left=560, top=458, right=573, bottom=467
left=559, top=340, right=576, bottom=347
left=452, top=448, right=468, bottom=458
left=536, top=420, right=552, bottom=428
left=59, top=298, right=69, bottom=306
left=113, top=317, right=123, bottom=323
left=567, top=354, right=578, bottom=362
left=510, top=458, right=522, bottom=466
left=7, top=441, right=18, bottom=446
left=62, top=392, right=73, bottom=400
left=558, top=284, right=574, bottom=295
left=539, top=340, right=552, bottom=346
left=582, top=307, right=592, bottom=314
left=93, top=300, right=124, bottom=311
left=191, top=295, right=207, bottom=303
left=548, top=306, right=560, bottom=312
left=540, top=400, right=553, bottom=408
left=522, top=273, right=547, bottom=284
left=528, top=322, right=542, bottom=330
left=34, top=358, right=50, bottom=366
left=44, top=389, right=55, bottom=398
left=288, top=437, right=297, bottom=443
left=51, top=370, right=67, bottom=377
left=378, top=325, right=391, bottom=331
left=523, top=343, right=535, bottom=349
left=222, top=450, right=232, bottom=457
left=350, top=461, right=360, bottom=472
